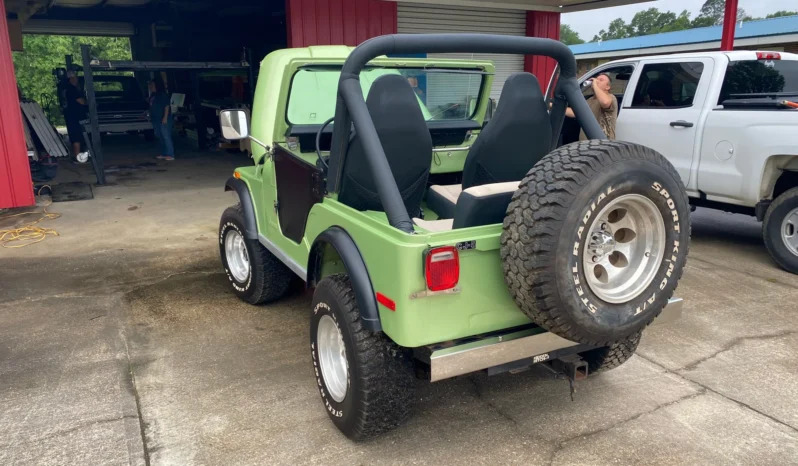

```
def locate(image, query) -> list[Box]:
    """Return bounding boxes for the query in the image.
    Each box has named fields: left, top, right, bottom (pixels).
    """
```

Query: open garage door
left=22, top=20, right=135, bottom=37
left=397, top=3, right=526, bottom=101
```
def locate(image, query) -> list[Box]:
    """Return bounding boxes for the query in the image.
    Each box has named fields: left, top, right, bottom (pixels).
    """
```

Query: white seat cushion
left=429, top=184, right=462, bottom=203
left=413, top=218, right=454, bottom=232
left=426, top=184, right=462, bottom=219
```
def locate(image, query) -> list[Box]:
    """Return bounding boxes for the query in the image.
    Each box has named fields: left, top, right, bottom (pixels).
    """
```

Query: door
left=616, top=58, right=714, bottom=185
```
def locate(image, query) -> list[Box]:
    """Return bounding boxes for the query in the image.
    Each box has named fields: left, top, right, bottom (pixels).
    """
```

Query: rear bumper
left=426, top=297, right=683, bottom=382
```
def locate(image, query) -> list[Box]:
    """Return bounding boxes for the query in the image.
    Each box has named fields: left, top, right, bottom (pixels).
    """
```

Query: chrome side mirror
left=219, top=109, right=249, bottom=140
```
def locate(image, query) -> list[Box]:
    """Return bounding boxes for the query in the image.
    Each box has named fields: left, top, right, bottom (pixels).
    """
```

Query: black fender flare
left=308, top=227, right=381, bottom=332
left=224, top=177, right=258, bottom=240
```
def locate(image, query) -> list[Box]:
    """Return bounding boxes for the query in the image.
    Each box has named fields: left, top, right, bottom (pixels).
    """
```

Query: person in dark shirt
left=64, top=71, right=89, bottom=161
left=149, top=79, right=175, bottom=161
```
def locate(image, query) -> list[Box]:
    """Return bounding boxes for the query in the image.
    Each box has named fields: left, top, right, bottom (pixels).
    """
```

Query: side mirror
left=219, top=109, right=249, bottom=140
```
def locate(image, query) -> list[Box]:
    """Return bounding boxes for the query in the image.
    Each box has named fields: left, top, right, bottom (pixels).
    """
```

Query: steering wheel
left=315, top=116, right=334, bottom=170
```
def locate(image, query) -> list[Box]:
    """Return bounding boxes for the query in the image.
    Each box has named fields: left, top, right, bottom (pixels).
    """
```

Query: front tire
left=763, top=187, right=798, bottom=274
left=310, top=274, right=415, bottom=440
left=501, top=140, right=690, bottom=346
left=219, top=205, right=292, bottom=304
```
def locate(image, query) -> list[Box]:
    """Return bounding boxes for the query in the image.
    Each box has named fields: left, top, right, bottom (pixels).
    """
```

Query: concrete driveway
left=2, top=147, right=797, bottom=465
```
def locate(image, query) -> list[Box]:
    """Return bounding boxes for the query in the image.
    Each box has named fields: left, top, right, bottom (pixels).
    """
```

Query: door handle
left=669, top=120, right=694, bottom=128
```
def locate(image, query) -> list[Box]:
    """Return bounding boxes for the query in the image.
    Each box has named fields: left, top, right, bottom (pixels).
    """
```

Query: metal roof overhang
left=384, top=0, right=654, bottom=13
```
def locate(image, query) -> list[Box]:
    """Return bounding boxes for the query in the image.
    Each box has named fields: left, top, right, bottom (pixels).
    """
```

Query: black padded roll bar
left=328, top=34, right=606, bottom=234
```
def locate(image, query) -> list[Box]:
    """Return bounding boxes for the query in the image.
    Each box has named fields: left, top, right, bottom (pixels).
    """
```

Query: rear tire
left=763, top=187, right=798, bottom=274
left=219, top=205, right=292, bottom=304
left=580, top=332, right=641, bottom=374
left=310, top=274, right=415, bottom=440
left=501, top=140, right=690, bottom=346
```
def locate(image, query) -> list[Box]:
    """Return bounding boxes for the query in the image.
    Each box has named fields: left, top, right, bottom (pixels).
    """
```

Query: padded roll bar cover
left=307, top=227, right=382, bottom=332
left=328, top=34, right=605, bottom=234
left=224, top=176, right=258, bottom=240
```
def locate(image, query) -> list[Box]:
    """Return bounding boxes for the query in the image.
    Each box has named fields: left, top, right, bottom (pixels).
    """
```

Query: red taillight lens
left=425, top=246, right=460, bottom=291
left=757, top=52, right=781, bottom=60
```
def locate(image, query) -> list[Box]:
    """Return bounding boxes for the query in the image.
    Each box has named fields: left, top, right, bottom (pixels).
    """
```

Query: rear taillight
left=425, top=246, right=459, bottom=291
left=757, top=52, right=781, bottom=60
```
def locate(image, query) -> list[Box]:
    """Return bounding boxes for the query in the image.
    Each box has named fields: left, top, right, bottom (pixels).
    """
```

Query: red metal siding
left=286, top=0, right=397, bottom=48
left=524, top=11, right=561, bottom=91
left=0, top=1, right=34, bottom=209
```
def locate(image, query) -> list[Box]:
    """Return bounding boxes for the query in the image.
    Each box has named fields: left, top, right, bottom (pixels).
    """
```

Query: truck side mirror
left=220, top=109, right=249, bottom=140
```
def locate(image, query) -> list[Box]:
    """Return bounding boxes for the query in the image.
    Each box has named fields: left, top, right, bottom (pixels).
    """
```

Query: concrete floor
left=2, top=137, right=798, bottom=465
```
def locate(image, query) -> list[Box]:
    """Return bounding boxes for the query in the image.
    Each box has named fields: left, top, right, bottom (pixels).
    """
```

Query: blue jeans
left=153, top=118, right=175, bottom=157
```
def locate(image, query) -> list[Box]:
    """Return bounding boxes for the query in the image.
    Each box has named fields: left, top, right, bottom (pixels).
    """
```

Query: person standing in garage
left=64, top=71, right=89, bottom=162
left=149, top=79, right=175, bottom=161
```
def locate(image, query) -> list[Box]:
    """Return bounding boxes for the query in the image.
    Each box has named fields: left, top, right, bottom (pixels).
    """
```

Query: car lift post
left=720, top=0, right=738, bottom=51
left=81, top=44, right=106, bottom=185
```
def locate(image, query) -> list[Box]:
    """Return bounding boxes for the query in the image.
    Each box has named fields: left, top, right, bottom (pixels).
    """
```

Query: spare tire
left=501, top=140, right=689, bottom=346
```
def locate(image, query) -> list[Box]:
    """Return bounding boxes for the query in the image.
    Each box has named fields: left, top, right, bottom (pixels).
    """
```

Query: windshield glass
left=286, top=68, right=485, bottom=124
left=719, top=59, right=798, bottom=104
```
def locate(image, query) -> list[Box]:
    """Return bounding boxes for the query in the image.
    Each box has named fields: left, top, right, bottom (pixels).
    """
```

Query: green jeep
left=217, top=34, right=689, bottom=440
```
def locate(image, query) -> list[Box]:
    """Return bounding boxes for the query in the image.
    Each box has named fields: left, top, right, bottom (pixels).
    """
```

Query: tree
left=12, top=35, right=132, bottom=125
left=766, top=11, right=798, bottom=19
left=693, top=0, right=748, bottom=27
left=560, top=24, right=585, bottom=45
left=592, top=18, right=633, bottom=42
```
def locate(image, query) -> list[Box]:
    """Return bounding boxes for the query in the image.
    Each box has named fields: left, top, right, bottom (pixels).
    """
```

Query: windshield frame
left=284, top=65, right=490, bottom=127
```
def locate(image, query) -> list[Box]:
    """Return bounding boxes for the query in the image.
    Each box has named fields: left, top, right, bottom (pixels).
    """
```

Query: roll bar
left=328, top=34, right=606, bottom=234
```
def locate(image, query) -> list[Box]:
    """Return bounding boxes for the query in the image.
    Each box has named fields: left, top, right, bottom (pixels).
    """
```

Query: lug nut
left=645, top=252, right=651, bottom=257
left=592, top=256, right=600, bottom=262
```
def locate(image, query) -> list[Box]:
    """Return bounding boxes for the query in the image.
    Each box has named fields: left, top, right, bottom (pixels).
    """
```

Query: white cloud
left=563, top=0, right=798, bottom=42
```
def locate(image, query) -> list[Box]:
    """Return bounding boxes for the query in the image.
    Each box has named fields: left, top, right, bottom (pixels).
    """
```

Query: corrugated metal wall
left=398, top=3, right=527, bottom=101
left=286, top=0, right=397, bottom=48
left=525, top=11, right=561, bottom=91
left=0, top=1, right=34, bottom=209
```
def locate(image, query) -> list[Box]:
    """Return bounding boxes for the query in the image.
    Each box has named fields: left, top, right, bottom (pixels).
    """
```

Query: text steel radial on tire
left=582, top=194, right=666, bottom=304
left=782, top=207, right=798, bottom=257
left=317, top=314, right=349, bottom=402
left=224, top=229, right=250, bottom=282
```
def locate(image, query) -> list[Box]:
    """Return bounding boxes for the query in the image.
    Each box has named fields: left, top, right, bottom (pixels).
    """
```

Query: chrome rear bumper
left=427, top=297, right=683, bottom=382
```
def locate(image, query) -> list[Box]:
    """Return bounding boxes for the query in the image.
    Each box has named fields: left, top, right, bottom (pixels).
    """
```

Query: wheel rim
left=317, top=315, right=348, bottom=403
left=582, top=194, right=666, bottom=304
left=782, top=207, right=798, bottom=257
left=224, top=229, right=250, bottom=282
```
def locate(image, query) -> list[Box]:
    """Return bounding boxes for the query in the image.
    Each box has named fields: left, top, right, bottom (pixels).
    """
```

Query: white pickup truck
left=560, top=51, right=798, bottom=273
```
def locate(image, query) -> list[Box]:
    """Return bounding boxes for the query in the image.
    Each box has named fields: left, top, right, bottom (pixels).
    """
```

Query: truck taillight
left=757, top=52, right=781, bottom=60
left=425, top=246, right=459, bottom=291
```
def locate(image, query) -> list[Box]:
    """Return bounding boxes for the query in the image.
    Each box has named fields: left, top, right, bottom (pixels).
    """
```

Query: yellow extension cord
left=0, top=186, right=61, bottom=248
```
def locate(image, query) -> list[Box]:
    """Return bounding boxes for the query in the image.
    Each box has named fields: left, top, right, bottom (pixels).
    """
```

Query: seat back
left=338, top=75, right=433, bottom=215
left=461, top=73, right=551, bottom=189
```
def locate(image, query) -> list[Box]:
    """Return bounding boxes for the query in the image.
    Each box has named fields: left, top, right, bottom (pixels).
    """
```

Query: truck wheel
left=501, top=140, right=690, bottom=346
left=310, top=274, right=415, bottom=440
left=763, top=187, right=798, bottom=274
left=219, top=205, right=292, bottom=304
left=579, top=332, right=641, bottom=374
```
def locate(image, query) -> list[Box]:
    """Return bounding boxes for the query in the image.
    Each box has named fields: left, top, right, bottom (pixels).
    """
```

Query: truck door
left=616, top=57, right=714, bottom=186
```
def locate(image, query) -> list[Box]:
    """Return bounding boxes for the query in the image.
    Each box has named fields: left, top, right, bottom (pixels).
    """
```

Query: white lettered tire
left=501, top=140, right=690, bottom=346
left=310, top=274, right=415, bottom=440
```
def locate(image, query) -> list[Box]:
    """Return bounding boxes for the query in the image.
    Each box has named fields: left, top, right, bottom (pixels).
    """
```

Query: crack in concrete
left=678, top=330, right=798, bottom=372
left=467, top=376, right=519, bottom=426
left=29, top=415, right=139, bottom=443
left=636, top=353, right=798, bottom=435
left=547, top=389, right=708, bottom=466
left=121, top=325, right=152, bottom=466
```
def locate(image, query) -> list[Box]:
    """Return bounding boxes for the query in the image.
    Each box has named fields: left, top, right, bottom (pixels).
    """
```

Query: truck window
left=718, top=59, right=798, bottom=105
left=286, top=68, right=484, bottom=125
left=581, top=65, right=635, bottom=108
left=630, top=62, right=704, bottom=109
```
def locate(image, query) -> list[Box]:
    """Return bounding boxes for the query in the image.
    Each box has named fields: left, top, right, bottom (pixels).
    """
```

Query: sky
left=562, top=0, right=798, bottom=41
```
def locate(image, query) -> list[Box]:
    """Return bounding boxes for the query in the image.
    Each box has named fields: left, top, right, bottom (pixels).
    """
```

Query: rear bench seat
left=416, top=181, right=519, bottom=231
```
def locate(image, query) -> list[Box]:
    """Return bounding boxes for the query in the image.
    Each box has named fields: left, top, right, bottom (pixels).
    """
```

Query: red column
left=286, top=0, right=397, bottom=48
left=721, top=0, right=738, bottom=51
left=0, top=2, right=34, bottom=209
left=525, top=10, right=561, bottom=92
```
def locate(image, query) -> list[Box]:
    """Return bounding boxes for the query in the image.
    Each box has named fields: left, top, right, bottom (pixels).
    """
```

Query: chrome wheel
left=782, top=207, right=798, bottom=257
left=583, top=194, right=666, bottom=304
left=224, top=229, right=250, bottom=282
left=317, top=315, right=348, bottom=402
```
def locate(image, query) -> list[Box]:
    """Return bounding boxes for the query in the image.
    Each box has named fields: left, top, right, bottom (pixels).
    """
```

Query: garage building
left=2, top=0, right=650, bottom=209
